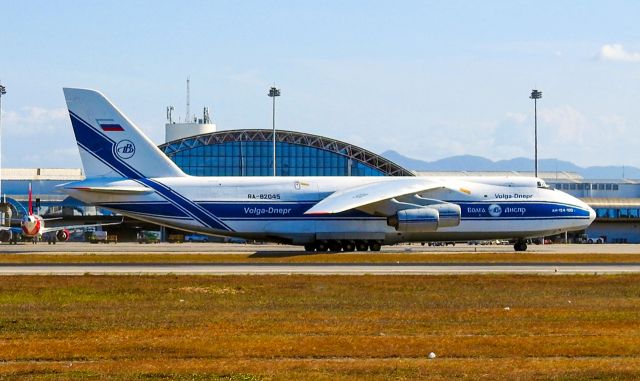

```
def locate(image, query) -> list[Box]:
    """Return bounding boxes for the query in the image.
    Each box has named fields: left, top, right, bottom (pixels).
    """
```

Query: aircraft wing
left=41, top=217, right=124, bottom=234
left=304, top=179, right=445, bottom=215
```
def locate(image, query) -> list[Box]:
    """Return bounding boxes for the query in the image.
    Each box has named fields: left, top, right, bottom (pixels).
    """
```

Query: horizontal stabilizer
left=68, top=186, right=153, bottom=195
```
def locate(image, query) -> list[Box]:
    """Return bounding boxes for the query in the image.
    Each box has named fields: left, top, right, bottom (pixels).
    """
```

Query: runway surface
left=2, top=242, right=640, bottom=254
left=2, top=262, right=640, bottom=275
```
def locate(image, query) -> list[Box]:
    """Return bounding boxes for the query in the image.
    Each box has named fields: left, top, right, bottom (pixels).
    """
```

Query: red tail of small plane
left=28, top=183, right=33, bottom=215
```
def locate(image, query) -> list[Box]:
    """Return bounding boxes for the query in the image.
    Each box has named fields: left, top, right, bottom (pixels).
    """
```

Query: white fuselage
left=63, top=175, right=596, bottom=245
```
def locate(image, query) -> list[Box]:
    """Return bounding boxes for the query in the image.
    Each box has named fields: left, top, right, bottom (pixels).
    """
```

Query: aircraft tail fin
left=63, top=88, right=186, bottom=179
left=28, top=183, right=33, bottom=215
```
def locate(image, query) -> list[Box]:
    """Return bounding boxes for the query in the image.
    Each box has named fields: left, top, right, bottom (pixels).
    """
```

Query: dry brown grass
left=0, top=274, right=639, bottom=380
left=1, top=252, right=640, bottom=264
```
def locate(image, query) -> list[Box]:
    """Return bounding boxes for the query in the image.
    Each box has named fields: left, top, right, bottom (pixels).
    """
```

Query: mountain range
left=381, top=150, right=640, bottom=179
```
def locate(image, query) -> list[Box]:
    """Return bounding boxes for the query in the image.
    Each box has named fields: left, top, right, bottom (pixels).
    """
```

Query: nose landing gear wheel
left=514, top=242, right=528, bottom=252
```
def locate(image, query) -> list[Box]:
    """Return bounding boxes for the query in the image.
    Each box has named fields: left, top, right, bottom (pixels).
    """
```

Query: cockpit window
left=537, top=180, right=551, bottom=189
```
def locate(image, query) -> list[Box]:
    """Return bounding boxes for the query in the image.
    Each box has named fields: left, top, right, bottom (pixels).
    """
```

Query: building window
left=606, top=184, right=612, bottom=190
left=613, top=184, right=619, bottom=191
left=167, top=140, right=388, bottom=177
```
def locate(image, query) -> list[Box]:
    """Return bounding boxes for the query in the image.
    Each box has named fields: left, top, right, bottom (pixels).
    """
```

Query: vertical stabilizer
left=28, top=182, right=32, bottom=215
left=63, top=88, right=186, bottom=179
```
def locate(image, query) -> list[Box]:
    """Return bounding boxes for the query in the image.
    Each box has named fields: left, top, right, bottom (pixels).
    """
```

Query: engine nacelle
left=426, top=203, right=461, bottom=228
left=387, top=203, right=462, bottom=232
left=0, top=230, right=12, bottom=242
left=56, top=229, right=70, bottom=242
left=388, top=207, right=439, bottom=232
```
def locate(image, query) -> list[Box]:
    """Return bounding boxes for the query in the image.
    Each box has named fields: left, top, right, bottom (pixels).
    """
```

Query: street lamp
left=530, top=89, right=542, bottom=177
left=268, top=86, right=281, bottom=176
left=0, top=83, right=6, bottom=225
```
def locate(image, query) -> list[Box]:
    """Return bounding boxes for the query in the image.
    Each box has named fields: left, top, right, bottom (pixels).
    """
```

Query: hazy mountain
left=381, top=150, right=640, bottom=179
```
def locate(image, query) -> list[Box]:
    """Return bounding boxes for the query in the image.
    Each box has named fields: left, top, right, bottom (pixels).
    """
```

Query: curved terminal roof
left=159, top=129, right=414, bottom=177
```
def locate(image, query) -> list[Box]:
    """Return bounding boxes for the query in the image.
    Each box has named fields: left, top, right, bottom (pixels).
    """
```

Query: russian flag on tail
left=97, top=119, right=124, bottom=132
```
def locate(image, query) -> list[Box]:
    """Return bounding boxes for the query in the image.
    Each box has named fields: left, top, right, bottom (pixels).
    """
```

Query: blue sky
left=2, top=1, right=640, bottom=168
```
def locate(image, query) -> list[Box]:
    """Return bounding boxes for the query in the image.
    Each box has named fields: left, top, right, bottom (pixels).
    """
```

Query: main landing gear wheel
left=342, top=240, right=356, bottom=252
left=368, top=240, right=382, bottom=252
left=304, top=243, right=316, bottom=252
left=315, top=240, right=329, bottom=252
left=328, top=240, right=343, bottom=252
left=355, top=240, right=369, bottom=252
left=514, top=241, right=528, bottom=252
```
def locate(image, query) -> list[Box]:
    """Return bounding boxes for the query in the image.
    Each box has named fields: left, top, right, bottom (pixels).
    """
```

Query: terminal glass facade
left=169, top=141, right=387, bottom=177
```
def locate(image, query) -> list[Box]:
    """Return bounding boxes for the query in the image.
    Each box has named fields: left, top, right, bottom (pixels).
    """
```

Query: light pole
left=268, top=86, right=281, bottom=176
left=0, top=83, right=5, bottom=225
left=530, top=89, right=542, bottom=177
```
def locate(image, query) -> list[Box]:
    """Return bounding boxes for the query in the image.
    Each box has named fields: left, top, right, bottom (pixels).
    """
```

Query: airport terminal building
left=5, top=123, right=640, bottom=243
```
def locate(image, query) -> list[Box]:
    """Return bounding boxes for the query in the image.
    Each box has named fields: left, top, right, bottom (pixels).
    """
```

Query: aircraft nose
left=588, top=205, right=596, bottom=224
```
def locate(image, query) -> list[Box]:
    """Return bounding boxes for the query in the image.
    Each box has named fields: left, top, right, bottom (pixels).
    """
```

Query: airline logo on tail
left=115, top=140, right=136, bottom=159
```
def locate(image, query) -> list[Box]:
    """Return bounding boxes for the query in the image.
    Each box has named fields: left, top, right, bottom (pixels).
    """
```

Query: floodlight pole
left=0, top=83, right=5, bottom=201
left=268, top=86, right=281, bottom=176
left=0, top=83, right=5, bottom=225
left=530, top=89, right=542, bottom=177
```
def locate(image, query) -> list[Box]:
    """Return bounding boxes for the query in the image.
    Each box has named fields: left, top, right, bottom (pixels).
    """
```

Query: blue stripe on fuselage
left=97, top=201, right=591, bottom=222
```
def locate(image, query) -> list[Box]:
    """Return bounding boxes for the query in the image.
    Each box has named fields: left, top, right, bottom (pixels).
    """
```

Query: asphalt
left=2, top=241, right=640, bottom=254
left=1, top=262, right=639, bottom=275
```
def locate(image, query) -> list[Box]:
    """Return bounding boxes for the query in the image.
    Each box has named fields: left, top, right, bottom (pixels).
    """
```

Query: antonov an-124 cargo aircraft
left=60, top=88, right=595, bottom=252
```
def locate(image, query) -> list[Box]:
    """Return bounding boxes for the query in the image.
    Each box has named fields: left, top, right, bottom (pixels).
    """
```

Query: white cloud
left=2, top=107, right=68, bottom=136
left=539, top=106, right=591, bottom=144
left=597, top=44, right=640, bottom=62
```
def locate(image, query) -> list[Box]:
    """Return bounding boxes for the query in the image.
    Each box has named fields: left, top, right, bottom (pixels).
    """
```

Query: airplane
left=0, top=183, right=123, bottom=244
left=59, top=88, right=596, bottom=252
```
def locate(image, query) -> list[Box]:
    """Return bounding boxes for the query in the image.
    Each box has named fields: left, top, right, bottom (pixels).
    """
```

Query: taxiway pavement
left=1, top=263, right=639, bottom=275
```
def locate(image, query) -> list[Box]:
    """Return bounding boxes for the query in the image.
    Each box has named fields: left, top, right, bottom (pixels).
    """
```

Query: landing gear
left=514, top=241, right=528, bottom=252
left=328, top=240, right=343, bottom=252
left=368, top=240, right=382, bottom=252
left=315, top=240, right=329, bottom=252
left=355, top=241, right=369, bottom=252
left=303, top=239, right=383, bottom=252
left=342, top=240, right=356, bottom=252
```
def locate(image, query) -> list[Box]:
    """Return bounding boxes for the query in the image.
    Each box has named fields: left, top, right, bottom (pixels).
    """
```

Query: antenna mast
left=186, top=77, right=191, bottom=122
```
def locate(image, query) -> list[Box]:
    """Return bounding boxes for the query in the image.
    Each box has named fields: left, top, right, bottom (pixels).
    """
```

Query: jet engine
left=0, top=230, right=12, bottom=242
left=56, top=229, right=70, bottom=242
left=387, top=203, right=461, bottom=232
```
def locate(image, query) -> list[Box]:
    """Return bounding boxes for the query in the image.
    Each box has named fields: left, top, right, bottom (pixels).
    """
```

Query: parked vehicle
left=424, top=241, right=455, bottom=247
left=137, top=230, right=160, bottom=244
left=578, top=234, right=605, bottom=244
left=88, top=231, right=117, bottom=244
left=167, top=234, right=185, bottom=243
left=184, top=234, right=210, bottom=242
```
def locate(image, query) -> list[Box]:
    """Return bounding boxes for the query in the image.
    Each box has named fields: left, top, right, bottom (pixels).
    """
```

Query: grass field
left=1, top=274, right=640, bottom=380
left=1, top=252, right=640, bottom=264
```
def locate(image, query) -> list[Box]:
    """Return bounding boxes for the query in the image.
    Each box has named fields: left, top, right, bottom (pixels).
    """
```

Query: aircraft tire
left=303, top=243, right=316, bottom=252
left=514, top=242, right=528, bottom=252
left=342, top=240, right=356, bottom=252
left=328, top=240, right=343, bottom=252
left=315, top=240, right=329, bottom=252
left=369, top=241, right=382, bottom=252
left=355, top=241, right=368, bottom=252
